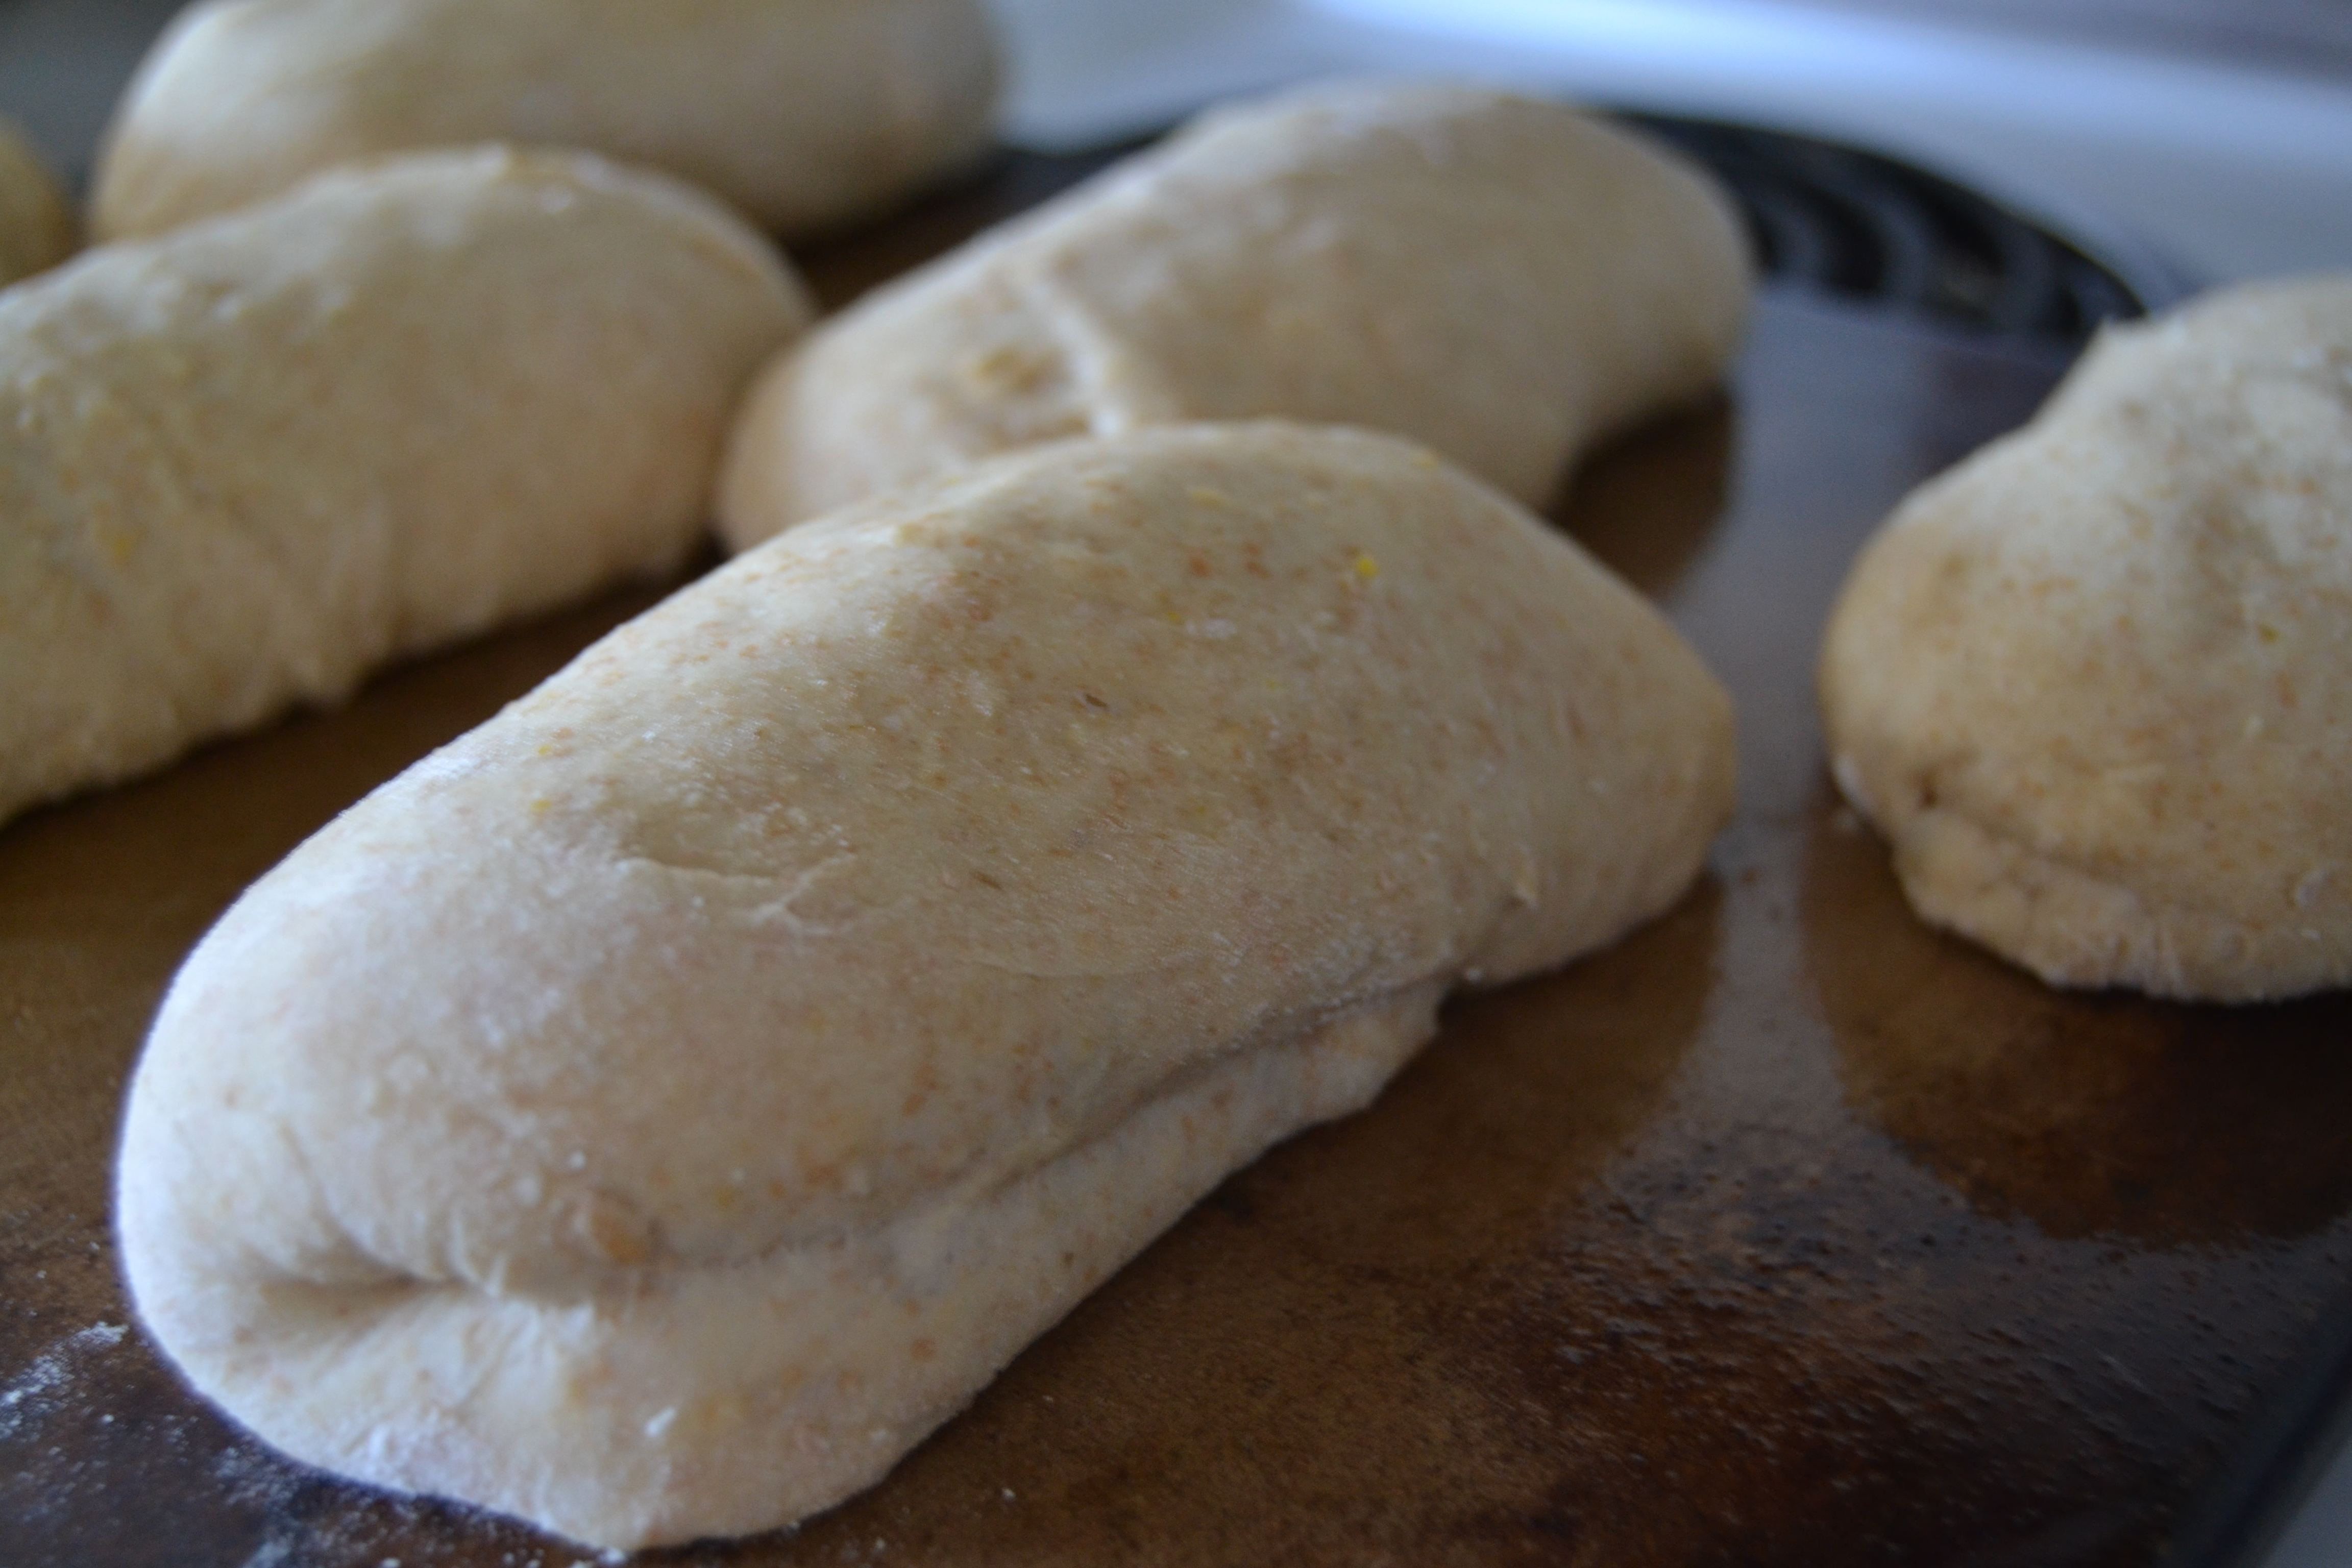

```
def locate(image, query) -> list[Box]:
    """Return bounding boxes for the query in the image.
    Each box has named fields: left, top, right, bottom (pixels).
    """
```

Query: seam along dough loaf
left=0, top=145, right=810, bottom=829
left=90, top=0, right=1002, bottom=242
left=716, top=80, right=1753, bottom=548
left=118, top=423, right=1735, bottom=1549
left=1819, top=276, right=2352, bottom=1001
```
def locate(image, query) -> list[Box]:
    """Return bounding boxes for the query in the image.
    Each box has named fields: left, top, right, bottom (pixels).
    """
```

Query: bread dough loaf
left=118, top=423, right=1735, bottom=1549
left=0, top=146, right=809, bottom=828
left=716, top=80, right=1751, bottom=548
left=91, top=0, right=1001, bottom=242
left=0, top=118, right=73, bottom=288
left=1820, top=276, right=2352, bottom=1001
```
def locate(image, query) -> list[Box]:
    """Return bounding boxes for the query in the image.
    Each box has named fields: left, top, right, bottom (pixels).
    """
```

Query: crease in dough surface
left=119, top=423, right=1735, bottom=1549
left=1819, top=274, right=2352, bottom=1000
left=716, top=78, right=1753, bottom=547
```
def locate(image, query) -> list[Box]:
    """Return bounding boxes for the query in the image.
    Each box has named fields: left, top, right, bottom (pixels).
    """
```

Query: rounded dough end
left=0, top=144, right=812, bottom=827
left=90, top=0, right=1004, bottom=242
left=713, top=79, right=1752, bottom=549
left=1820, top=276, right=2352, bottom=1001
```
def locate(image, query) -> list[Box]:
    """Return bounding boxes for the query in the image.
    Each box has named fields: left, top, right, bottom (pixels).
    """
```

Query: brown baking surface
left=6, top=156, right=2352, bottom=1568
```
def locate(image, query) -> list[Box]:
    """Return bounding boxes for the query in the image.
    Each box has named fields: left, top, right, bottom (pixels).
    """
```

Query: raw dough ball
left=91, top=0, right=1001, bottom=241
left=118, top=423, right=1735, bottom=1549
left=1820, top=276, right=2352, bottom=1001
left=0, top=118, right=73, bottom=288
left=0, top=146, right=810, bottom=828
left=717, top=80, right=1752, bottom=547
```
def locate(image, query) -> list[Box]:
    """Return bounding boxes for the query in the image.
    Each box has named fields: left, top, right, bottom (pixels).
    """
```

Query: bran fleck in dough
left=119, top=423, right=1735, bottom=1550
left=1820, top=275, right=2352, bottom=1001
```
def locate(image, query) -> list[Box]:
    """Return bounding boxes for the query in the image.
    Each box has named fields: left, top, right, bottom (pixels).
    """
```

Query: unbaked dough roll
left=0, top=146, right=810, bottom=829
left=119, top=423, right=1735, bottom=1549
left=1820, top=276, right=2352, bottom=1001
left=90, top=0, right=1001, bottom=242
left=0, top=118, right=74, bottom=288
left=716, top=80, right=1752, bottom=547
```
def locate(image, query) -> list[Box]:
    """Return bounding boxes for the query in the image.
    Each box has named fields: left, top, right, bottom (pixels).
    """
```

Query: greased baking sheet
left=6, top=151, right=2352, bottom=1568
